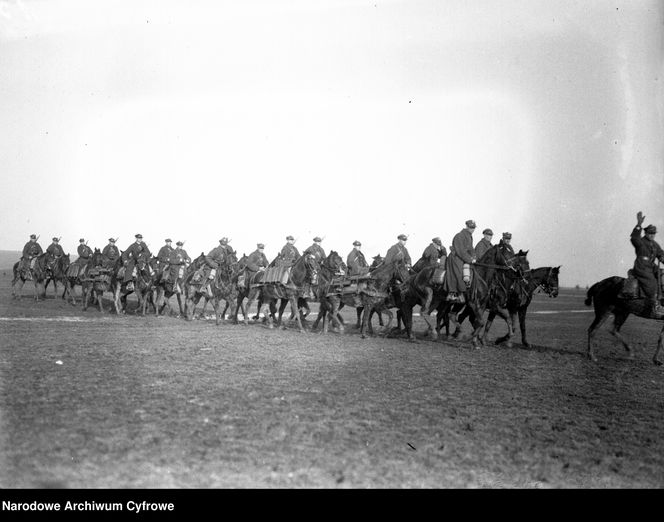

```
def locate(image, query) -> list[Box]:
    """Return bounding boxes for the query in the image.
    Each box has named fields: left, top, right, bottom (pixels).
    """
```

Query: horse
left=232, top=255, right=266, bottom=325
left=433, top=246, right=530, bottom=348
left=245, top=253, right=320, bottom=332
left=480, top=265, right=560, bottom=348
left=43, top=254, right=70, bottom=300
left=82, top=249, right=120, bottom=313
left=151, top=257, right=188, bottom=317
left=356, top=258, right=411, bottom=339
left=134, top=255, right=157, bottom=316
left=310, top=251, right=348, bottom=334
left=335, top=254, right=388, bottom=331
left=110, top=249, right=153, bottom=314
left=585, top=275, right=664, bottom=365
left=63, top=255, right=90, bottom=305
left=183, top=252, right=221, bottom=321
left=11, top=253, right=49, bottom=301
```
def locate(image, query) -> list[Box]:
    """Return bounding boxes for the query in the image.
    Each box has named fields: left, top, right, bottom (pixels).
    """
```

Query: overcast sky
left=1, top=0, right=662, bottom=286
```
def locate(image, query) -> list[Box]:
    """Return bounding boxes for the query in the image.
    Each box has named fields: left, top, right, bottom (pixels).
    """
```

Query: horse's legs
left=517, top=307, right=530, bottom=348
left=482, top=311, right=496, bottom=345
left=491, top=308, right=514, bottom=348
left=608, top=311, right=633, bottom=358
left=420, top=288, right=437, bottom=340
left=468, top=304, right=486, bottom=348
left=288, top=295, right=304, bottom=332
left=587, top=310, right=612, bottom=362
left=355, top=307, right=363, bottom=329
left=402, top=304, right=415, bottom=341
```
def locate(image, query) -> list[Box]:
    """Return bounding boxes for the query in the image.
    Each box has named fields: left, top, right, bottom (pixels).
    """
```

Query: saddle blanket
left=263, top=266, right=291, bottom=285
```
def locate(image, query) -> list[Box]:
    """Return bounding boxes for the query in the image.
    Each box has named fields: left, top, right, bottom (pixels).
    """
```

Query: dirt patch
left=1, top=275, right=663, bottom=487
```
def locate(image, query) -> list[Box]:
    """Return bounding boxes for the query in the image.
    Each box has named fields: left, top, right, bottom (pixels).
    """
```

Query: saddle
left=617, top=273, right=640, bottom=299
left=263, top=266, right=291, bottom=285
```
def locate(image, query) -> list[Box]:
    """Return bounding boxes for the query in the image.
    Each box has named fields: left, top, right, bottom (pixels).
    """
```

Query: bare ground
left=1, top=274, right=663, bottom=488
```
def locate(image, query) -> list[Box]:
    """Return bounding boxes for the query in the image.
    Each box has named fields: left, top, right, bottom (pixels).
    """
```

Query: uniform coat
left=246, top=249, right=269, bottom=272
left=446, top=229, right=474, bottom=293
left=280, top=243, right=301, bottom=264
left=122, top=241, right=151, bottom=282
left=474, top=238, right=492, bottom=261
left=22, top=241, right=43, bottom=259
left=46, top=243, right=64, bottom=257
left=631, top=226, right=664, bottom=299
left=303, top=243, right=326, bottom=262
left=346, top=249, right=369, bottom=276
left=383, top=242, right=412, bottom=267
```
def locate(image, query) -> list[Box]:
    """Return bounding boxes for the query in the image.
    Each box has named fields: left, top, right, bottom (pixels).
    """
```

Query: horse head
left=323, top=251, right=347, bottom=276
left=370, top=255, right=383, bottom=271
left=540, top=265, right=560, bottom=297
left=91, top=248, right=104, bottom=267
left=293, top=253, right=320, bottom=285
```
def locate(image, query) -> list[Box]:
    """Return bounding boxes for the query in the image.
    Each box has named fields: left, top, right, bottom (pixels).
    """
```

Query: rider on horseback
left=46, top=237, right=64, bottom=272
left=384, top=234, right=412, bottom=269
left=157, top=239, right=174, bottom=282
left=122, top=234, right=151, bottom=291
left=631, top=211, right=664, bottom=318
left=303, top=237, right=326, bottom=263
left=76, top=238, right=93, bottom=277
left=474, top=228, right=493, bottom=260
left=202, top=239, right=227, bottom=297
left=347, top=240, right=369, bottom=276
left=445, top=220, right=477, bottom=301
left=280, top=236, right=301, bottom=266
left=240, top=243, right=268, bottom=289
left=412, top=237, right=447, bottom=273
left=102, top=238, right=120, bottom=269
left=169, top=241, right=191, bottom=293
left=21, top=234, right=43, bottom=277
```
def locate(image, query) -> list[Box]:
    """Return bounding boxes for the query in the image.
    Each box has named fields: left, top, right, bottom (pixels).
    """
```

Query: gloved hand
left=637, top=211, right=645, bottom=225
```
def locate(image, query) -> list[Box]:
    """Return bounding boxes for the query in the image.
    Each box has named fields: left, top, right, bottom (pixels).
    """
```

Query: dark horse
left=245, top=253, right=320, bottom=332
left=204, top=250, right=242, bottom=326
left=182, top=253, right=218, bottom=320
left=357, top=258, right=411, bottom=339
left=310, top=251, right=348, bottom=334
left=82, top=249, right=119, bottom=313
left=112, top=250, right=153, bottom=314
left=336, top=254, right=387, bottom=331
left=432, top=246, right=530, bottom=348
left=480, top=265, right=560, bottom=348
left=585, top=276, right=664, bottom=365
left=44, top=254, right=71, bottom=300
left=150, top=257, right=187, bottom=317
left=12, top=253, right=49, bottom=301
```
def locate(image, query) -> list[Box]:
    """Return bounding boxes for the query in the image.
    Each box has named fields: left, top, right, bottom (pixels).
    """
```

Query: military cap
left=372, top=254, right=382, bottom=259
left=135, top=233, right=143, bottom=239
left=165, top=238, right=172, bottom=243
left=176, top=241, right=183, bottom=246
left=52, top=237, right=59, bottom=242
left=30, top=234, right=37, bottom=239
left=353, top=240, right=362, bottom=246
left=79, top=238, right=85, bottom=243
left=257, top=243, right=265, bottom=249
left=502, top=232, right=512, bottom=239
left=645, top=225, right=657, bottom=234
left=313, top=237, right=322, bottom=242
left=108, top=238, right=116, bottom=243
left=219, top=237, right=229, bottom=244
left=465, top=220, right=477, bottom=229
left=397, top=234, right=408, bottom=241
left=286, top=235, right=295, bottom=240
left=432, top=237, right=442, bottom=245
left=482, top=229, right=493, bottom=236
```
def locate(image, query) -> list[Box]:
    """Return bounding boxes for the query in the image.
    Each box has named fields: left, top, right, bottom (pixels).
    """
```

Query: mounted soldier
left=219, top=237, right=234, bottom=257
left=240, top=243, right=269, bottom=289
left=412, top=237, right=447, bottom=273
left=498, top=232, right=515, bottom=257
left=383, top=234, right=412, bottom=269
left=166, top=241, right=190, bottom=294
left=346, top=240, right=369, bottom=276
left=45, top=237, right=64, bottom=273
left=121, top=234, right=151, bottom=291
left=101, top=238, right=120, bottom=269
left=76, top=238, right=93, bottom=278
left=279, top=235, right=301, bottom=266
left=303, top=237, right=326, bottom=263
left=202, top=239, right=228, bottom=297
left=474, top=229, right=493, bottom=260
left=157, top=238, right=174, bottom=280
left=630, top=211, right=664, bottom=317
left=21, top=234, right=43, bottom=275
left=445, top=219, right=477, bottom=299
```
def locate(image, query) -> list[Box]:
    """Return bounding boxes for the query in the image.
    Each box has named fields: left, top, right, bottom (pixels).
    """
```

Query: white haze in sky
left=1, top=0, right=663, bottom=286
